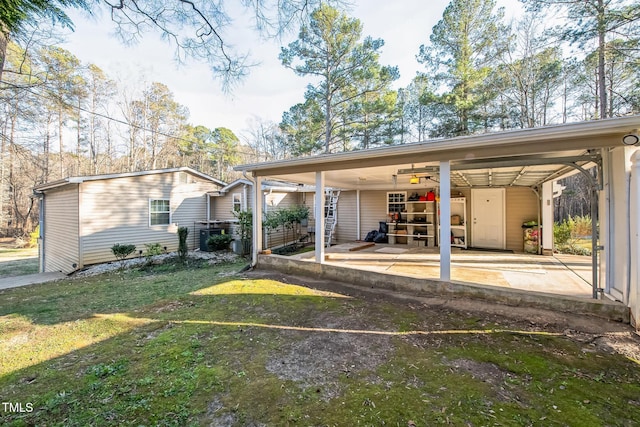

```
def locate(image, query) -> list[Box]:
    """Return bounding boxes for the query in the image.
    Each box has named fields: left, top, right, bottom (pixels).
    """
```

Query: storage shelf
left=437, top=197, right=467, bottom=249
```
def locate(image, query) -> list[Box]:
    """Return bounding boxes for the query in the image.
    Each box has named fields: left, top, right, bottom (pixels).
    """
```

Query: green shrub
left=144, top=243, right=163, bottom=257
left=111, top=244, right=136, bottom=267
left=28, top=225, right=40, bottom=248
left=177, top=227, right=189, bottom=263
left=553, top=220, right=572, bottom=245
left=554, top=215, right=593, bottom=256
left=207, top=234, right=233, bottom=251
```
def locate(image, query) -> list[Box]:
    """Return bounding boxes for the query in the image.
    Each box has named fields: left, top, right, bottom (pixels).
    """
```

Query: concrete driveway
left=0, top=272, right=67, bottom=290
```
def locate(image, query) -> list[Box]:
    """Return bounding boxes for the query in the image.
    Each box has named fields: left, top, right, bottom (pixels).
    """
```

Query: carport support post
left=315, top=171, right=325, bottom=263
left=629, top=151, right=640, bottom=329
left=252, top=174, right=263, bottom=266
left=440, top=161, right=451, bottom=281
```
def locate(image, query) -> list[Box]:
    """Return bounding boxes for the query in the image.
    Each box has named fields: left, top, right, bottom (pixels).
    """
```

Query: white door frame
left=471, top=188, right=506, bottom=249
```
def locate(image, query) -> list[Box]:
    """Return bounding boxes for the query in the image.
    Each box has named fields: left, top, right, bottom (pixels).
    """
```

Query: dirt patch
left=245, top=269, right=640, bottom=362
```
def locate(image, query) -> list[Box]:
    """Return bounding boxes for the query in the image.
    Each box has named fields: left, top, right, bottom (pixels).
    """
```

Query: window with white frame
left=149, top=199, right=171, bottom=226
left=232, top=193, right=242, bottom=212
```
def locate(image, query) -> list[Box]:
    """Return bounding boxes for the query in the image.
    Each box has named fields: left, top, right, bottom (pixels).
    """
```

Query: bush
left=207, top=234, right=233, bottom=251
left=554, top=215, right=593, bottom=256
left=177, top=227, right=189, bottom=263
left=111, top=244, right=136, bottom=268
left=144, top=243, right=163, bottom=257
left=553, top=221, right=572, bottom=245
left=28, top=225, right=40, bottom=248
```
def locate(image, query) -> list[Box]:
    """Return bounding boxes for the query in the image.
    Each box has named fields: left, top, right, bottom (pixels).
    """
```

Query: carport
left=236, top=117, right=640, bottom=327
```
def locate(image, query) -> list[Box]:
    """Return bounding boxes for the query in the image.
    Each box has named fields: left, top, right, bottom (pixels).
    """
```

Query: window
left=232, top=193, right=242, bottom=212
left=149, top=199, right=171, bottom=226
left=387, top=192, right=406, bottom=214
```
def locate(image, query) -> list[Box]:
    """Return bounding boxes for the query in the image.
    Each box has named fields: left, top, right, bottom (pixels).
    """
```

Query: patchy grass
left=0, top=247, right=38, bottom=278
left=0, top=260, right=639, bottom=426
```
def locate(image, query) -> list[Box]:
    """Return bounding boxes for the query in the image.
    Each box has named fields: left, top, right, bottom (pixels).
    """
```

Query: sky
left=62, top=0, right=521, bottom=139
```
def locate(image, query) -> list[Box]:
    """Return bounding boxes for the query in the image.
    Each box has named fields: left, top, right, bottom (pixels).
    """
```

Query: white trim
left=149, top=198, right=171, bottom=227
left=232, top=193, right=242, bottom=212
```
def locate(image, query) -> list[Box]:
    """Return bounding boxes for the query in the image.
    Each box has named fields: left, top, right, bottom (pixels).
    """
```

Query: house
left=33, top=167, right=225, bottom=274
left=205, top=178, right=313, bottom=250
left=235, top=116, right=640, bottom=329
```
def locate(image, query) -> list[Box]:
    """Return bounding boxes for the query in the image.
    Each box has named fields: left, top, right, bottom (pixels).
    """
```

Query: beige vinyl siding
left=505, top=187, right=539, bottom=252
left=80, top=172, right=214, bottom=266
left=358, top=191, right=388, bottom=237
left=334, top=191, right=357, bottom=243
left=264, top=192, right=303, bottom=249
left=44, top=185, right=79, bottom=273
left=211, top=184, right=252, bottom=221
left=309, top=190, right=385, bottom=242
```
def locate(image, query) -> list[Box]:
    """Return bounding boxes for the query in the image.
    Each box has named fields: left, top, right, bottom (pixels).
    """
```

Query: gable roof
left=209, top=178, right=314, bottom=196
left=34, top=167, right=225, bottom=192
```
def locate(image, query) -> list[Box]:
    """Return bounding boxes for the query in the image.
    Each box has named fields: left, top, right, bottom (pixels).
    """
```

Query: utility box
left=199, top=228, right=222, bottom=251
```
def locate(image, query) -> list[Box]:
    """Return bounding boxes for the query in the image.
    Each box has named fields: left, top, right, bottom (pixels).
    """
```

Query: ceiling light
left=623, top=130, right=639, bottom=145
left=409, top=175, right=420, bottom=184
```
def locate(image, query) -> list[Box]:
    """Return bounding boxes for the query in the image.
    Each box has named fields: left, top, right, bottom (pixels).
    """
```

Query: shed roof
left=235, top=116, right=640, bottom=190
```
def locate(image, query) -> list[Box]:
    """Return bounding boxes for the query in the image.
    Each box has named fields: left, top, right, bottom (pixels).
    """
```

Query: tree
left=179, top=125, right=217, bottom=175
left=83, top=64, right=116, bottom=175
left=279, top=99, right=325, bottom=156
left=494, top=13, right=564, bottom=128
left=2, top=1, right=349, bottom=89
left=399, top=74, right=433, bottom=142
left=243, top=117, right=290, bottom=162
left=0, top=0, right=90, bottom=81
left=212, top=127, right=240, bottom=182
left=417, top=0, right=509, bottom=137
left=280, top=5, right=398, bottom=153
left=37, top=46, right=84, bottom=178
left=521, top=0, right=640, bottom=119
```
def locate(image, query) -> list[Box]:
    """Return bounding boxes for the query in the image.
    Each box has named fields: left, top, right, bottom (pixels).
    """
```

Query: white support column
left=440, top=161, right=451, bottom=281
left=629, top=150, right=640, bottom=330
left=315, top=171, right=325, bottom=263
left=541, top=181, right=554, bottom=255
left=356, top=189, right=361, bottom=241
left=252, top=175, right=263, bottom=266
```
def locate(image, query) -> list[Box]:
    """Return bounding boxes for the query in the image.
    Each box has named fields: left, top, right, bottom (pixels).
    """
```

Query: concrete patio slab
left=289, top=243, right=595, bottom=299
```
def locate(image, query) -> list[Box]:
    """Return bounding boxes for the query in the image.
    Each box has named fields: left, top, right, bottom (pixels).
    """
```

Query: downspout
left=206, top=193, right=210, bottom=224
left=33, top=190, right=45, bottom=273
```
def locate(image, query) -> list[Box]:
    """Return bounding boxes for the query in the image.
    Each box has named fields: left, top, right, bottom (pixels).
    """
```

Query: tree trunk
left=0, top=29, right=7, bottom=84
left=597, top=0, right=607, bottom=119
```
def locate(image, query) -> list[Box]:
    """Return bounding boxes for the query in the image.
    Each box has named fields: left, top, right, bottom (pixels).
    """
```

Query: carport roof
left=236, top=116, right=640, bottom=190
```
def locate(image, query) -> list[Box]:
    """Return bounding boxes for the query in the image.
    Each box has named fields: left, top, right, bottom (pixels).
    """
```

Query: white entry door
left=471, top=188, right=505, bottom=249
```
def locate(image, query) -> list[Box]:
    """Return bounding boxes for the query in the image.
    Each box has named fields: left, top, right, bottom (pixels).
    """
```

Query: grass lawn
left=0, top=246, right=38, bottom=278
left=1, top=258, right=639, bottom=426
